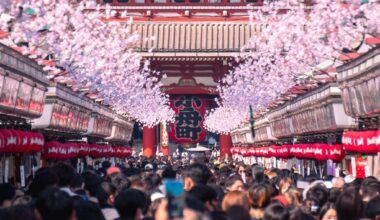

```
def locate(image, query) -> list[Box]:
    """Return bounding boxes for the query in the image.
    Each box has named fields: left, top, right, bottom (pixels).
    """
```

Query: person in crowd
left=284, top=187, right=302, bottom=207
left=70, top=174, right=86, bottom=196
left=84, top=172, right=103, bottom=203
left=52, top=162, right=77, bottom=196
left=221, top=190, right=250, bottom=212
left=360, top=178, right=380, bottom=204
left=366, top=196, right=380, bottom=220
left=304, top=182, right=329, bottom=218
left=96, top=181, right=119, bottom=220
left=114, top=189, right=147, bottom=220
left=28, top=167, right=58, bottom=198
left=73, top=197, right=105, bottom=220
left=226, top=205, right=251, bottom=220
left=109, top=172, right=131, bottom=193
left=183, top=163, right=212, bottom=191
left=189, top=184, right=218, bottom=212
left=34, top=187, right=75, bottom=220
left=318, top=202, right=337, bottom=220
left=142, top=172, right=162, bottom=194
left=0, top=183, right=15, bottom=208
left=9, top=204, right=36, bottom=220
left=236, top=163, right=247, bottom=177
left=331, top=177, right=345, bottom=189
left=278, top=177, right=293, bottom=195
left=335, top=187, right=364, bottom=220
left=264, top=203, right=289, bottom=220
left=224, top=175, right=245, bottom=192
left=252, top=165, right=266, bottom=184
left=247, top=183, right=273, bottom=219
left=327, top=188, right=341, bottom=204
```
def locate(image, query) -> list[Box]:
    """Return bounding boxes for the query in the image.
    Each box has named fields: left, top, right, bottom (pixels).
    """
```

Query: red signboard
left=169, top=95, right=207, bottom=143
left=342, top=130, right=379, bottom=154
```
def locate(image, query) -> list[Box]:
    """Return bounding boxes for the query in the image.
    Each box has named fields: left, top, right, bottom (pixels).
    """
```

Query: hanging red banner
left=169, top=95, right=207, bottom=143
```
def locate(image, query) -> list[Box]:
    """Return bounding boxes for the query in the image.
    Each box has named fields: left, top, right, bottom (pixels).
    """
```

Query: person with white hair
left=332, top=177, right=345, bottom=189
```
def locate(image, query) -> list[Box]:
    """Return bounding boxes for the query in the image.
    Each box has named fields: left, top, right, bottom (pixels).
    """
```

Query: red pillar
left=220, top=134, right=232, bottom=159
left=143, top=126, right=156, bottom=158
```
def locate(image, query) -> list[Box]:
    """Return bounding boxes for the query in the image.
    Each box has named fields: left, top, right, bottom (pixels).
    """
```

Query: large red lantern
left=302, top=144, right=315, bottom=159
left=361, top=131, right=378, bottom=154
left=240, top=148, right=248, bottom=157
left=328, top=144, right=345, bottom=161
left=44, top=141, right=61, bottom=159
left=314, top=144, right=328, bottom=161
left=269, top=145, right=277, bottom=157
left=169, top=95, right=207, bottom=143
left=342, top=131, right=357, bottom=152
left=0, top=129, right=17, bottom=153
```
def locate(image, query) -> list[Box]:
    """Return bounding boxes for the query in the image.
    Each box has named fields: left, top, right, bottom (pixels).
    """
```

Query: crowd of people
left=0, top=156, right=380, bottom=220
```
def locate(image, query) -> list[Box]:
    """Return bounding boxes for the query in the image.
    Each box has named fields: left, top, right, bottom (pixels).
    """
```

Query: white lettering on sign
left=7, top=136, right=17, bottom=145
left=367, top=137, right=377, bottom=146
left=30, top=138, right=44, bottom=146
left=314, top=149, right=322, bottom=155
left=342, top=136, right=352, bottom=145
left=330, top=149, right=341, bottom=155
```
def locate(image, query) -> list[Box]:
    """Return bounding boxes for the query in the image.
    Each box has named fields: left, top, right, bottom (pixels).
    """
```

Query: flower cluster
left=0, top=0, right=174, bottom=127
left=205, top=0, right=379, bottom=134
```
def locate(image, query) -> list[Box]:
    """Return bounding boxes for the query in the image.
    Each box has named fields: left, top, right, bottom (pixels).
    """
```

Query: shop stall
left=85, top=104, right=114, bottom=138
left=0, top=43, right=50, bottom=185
left=0, top=44, right=48, bottom=119
left=106, top=115, right=134, bottom=144
left=0, top=129, right=44, bottom=184
left=267, top=84, right=356, bottom=139
left=337, top=45, right=380, bottom=178
left=32, top=85, right=92, bottom=134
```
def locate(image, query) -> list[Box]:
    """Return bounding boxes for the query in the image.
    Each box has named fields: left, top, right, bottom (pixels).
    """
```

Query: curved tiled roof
left=131, top=22, right=260, bottom=53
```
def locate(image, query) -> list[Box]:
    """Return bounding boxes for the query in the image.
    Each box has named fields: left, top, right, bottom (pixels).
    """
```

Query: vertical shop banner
left=350, top=156, right=368, bottom=179
left=169, top=96, right=207, bottom=143
left=160, top=123, right=169, bottom=156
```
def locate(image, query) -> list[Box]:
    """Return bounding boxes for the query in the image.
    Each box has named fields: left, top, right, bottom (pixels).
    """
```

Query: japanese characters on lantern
left=169, top=96, right=207, bottom=143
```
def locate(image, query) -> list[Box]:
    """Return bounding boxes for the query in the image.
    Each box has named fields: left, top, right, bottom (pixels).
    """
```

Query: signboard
left=169, top=95, right=207, bottom=143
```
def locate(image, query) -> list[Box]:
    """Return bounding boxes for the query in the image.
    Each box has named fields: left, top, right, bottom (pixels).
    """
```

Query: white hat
left=150, top=192, right=165, bottom=202
left=145, top=163, right=154, bottom=170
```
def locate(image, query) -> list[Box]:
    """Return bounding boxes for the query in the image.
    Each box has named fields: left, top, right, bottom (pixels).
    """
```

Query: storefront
left=0, top=43, right=49, bottom=184
left=337, top=46, right=380, bottom=178
left=231, top=83, right=356, bottom=178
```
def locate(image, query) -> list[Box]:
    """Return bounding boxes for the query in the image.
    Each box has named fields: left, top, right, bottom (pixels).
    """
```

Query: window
left=209, top=0, right=222, bottom=3
left=229, top=0, right=240, bottom=3
left=103, top=0, right=113, bottom=3
left=117, top=0, right=129, bottom=2
left=153, top=0, right=166, bottom=3
left=172, top=0, right=185, bottom=3
left=135, top=0, right=145, bottom=3
left=246, top=0, right=258, bottom=2
left=189, top=0, right=203, bottom=3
